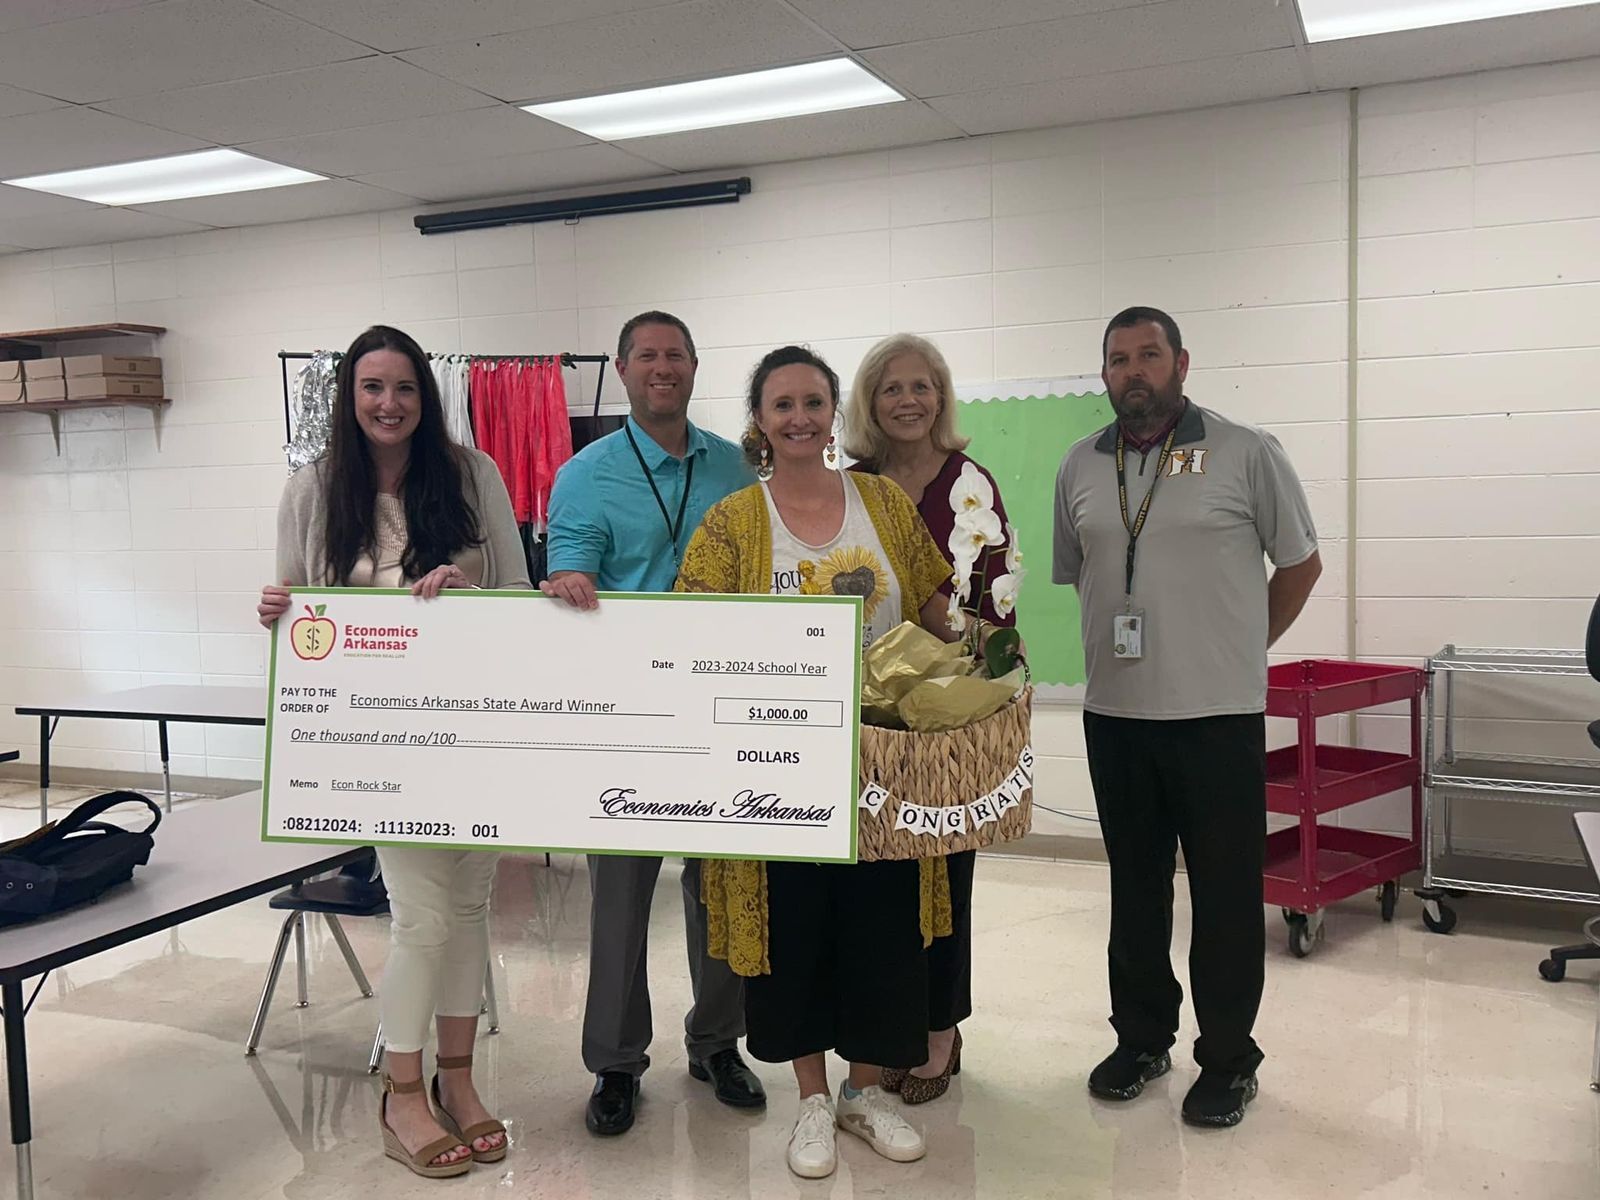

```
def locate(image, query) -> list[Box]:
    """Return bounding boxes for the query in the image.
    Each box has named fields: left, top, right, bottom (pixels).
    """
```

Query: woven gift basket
left=857, top=686, right=1033, bottom=862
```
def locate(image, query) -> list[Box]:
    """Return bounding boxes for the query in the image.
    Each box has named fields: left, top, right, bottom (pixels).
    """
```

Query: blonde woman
left=842, top=333, right=1019, bottom=1103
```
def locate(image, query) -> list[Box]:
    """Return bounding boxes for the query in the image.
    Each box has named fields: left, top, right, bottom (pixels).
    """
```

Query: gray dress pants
left=581, top=855, right=746, bottom=1077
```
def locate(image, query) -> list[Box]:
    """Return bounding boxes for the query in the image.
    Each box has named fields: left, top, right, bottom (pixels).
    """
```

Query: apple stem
left=304, top=605, right=315, bottom=618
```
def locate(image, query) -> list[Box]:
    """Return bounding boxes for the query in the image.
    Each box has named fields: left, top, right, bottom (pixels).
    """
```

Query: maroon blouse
left=852, top=451, right=1016, bottom=628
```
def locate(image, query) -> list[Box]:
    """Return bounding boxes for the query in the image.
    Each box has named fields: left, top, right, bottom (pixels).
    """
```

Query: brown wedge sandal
left=432, top=1054, right=509, bottom=1164
left=380, top=1075, right=472, bottom=1178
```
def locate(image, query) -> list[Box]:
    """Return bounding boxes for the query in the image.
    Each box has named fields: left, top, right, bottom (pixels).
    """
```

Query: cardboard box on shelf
left=0, top=379, right=24, bottom=404
left=25, top=377, right=67, bottom=402
left=65, top=374, right=164, bottom=400
left=0, top=361, right=21, bottom=383
left=24, top=357, right=65, bottom=379
left=63, top=354, right=161, bottom=377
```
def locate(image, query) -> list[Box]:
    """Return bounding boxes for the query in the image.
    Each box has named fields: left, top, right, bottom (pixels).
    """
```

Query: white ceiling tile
left=265, top=0, right=686, bottom=53
left=98, top=56, right=494, bottom=146
left=930, top=49, right=1309, bottom=135
left=0, top=84, right=67, bottom=120
left=0, top=1, right=157, bottom=36
left=787, top=0, right=1148, bottom=48
left=0, top=107, right=211, bottom=177
left=0, top=207, right=215, bottom=250
left=355, top=144, right=668, bottom=204
left=613, top=102, right=967, bottom=172
left=126, top=180, right=420, bottom=228
left=397, top=0, right=836, bottom=103
left=0, top=0, right=373, bottom=104
left=242, top=107, right=592, bottom=178
left=1310, top=9, right=1600, bottom=91
left=0, top=185, right=103, bottom=221
left=865, top=0, right=1299, bottom=97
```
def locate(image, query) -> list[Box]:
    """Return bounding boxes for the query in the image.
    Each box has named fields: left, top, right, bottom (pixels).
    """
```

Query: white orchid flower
left=1003, top=522, right=1023, bottom=574
left=952, top=508, right=1004, bottom=556
left=949, top=461, right=995, bottom=517
left=946, top=523, right=979, bottom=582
left=946, top=589, right=967, bottom=633
left=991, top=569, right=1025, bottom=618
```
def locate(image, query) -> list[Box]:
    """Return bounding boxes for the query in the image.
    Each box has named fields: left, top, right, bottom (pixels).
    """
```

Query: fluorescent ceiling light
left=525, top=57, right=903, bottom=141
left=1298, top=0, right=1598, bottom=42
left=4, top=149, right=325, bottom=206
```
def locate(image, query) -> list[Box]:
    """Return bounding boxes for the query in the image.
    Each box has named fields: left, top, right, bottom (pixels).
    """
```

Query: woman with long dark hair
left=258, top=325, right=528, bottom=1179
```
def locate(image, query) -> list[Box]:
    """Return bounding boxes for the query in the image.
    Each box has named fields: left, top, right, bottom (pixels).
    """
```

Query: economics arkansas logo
left=291, top=604, right=336, bottom=661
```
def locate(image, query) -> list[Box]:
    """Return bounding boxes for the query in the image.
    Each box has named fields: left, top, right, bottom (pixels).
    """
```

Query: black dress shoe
left=585, top=1071, right=640, bottom=1136
left=688, top=1048, right=767, bottom=1109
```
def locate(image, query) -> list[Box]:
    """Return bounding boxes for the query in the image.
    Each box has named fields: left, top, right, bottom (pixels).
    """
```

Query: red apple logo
left=291, top=604, right=336, bottom=661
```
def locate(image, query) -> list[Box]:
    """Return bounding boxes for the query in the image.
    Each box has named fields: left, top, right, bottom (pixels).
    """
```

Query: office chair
left=1537, top=594, right=1600, bottom=982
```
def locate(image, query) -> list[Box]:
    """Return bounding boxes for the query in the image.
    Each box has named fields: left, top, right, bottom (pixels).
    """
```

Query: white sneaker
left=786, top=1094, right=838, bottom=1178
left=835, top=1084, right=926, bottom=1163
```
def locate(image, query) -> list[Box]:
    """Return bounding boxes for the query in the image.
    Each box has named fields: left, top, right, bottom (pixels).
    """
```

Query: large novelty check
left=262, top=589, right=862, bottom=862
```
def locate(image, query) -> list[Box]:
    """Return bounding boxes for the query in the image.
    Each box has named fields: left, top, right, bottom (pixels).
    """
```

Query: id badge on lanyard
left=1112, top=425, right=1177, bottom=661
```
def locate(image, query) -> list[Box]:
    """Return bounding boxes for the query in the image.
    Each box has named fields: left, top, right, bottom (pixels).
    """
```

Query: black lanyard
left=1114, top=424, right=1179, bottom=597
left=625, top=426, right=695, bottom=557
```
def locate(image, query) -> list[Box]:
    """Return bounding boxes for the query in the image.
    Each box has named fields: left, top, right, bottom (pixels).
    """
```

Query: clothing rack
left=276, top=349, right=611, bottom=444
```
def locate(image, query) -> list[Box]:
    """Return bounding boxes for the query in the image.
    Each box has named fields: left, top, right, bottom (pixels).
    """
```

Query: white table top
left=0, top=791, right=358, bottom=983
left=15, top=684, right=265, bottom=724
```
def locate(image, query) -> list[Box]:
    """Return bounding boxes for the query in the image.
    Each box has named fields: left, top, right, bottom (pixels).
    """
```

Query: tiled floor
left=4, top=833, right=1598, bottom=1199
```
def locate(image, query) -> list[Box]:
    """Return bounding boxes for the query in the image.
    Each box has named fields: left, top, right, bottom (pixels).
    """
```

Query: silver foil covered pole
left=284, top=350, right=340, bottom=473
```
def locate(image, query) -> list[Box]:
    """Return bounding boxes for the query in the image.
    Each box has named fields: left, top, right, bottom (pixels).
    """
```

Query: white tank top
left=763, top=475, right=901, bottom=649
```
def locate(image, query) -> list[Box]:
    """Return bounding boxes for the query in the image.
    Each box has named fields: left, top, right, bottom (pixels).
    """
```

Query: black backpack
left=0, top=791, right=161, bottom=926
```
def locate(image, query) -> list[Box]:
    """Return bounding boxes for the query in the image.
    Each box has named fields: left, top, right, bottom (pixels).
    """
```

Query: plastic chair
left=245, top=853, right=388, bottom=1057
left=244, top=852, right=501, bottom=1071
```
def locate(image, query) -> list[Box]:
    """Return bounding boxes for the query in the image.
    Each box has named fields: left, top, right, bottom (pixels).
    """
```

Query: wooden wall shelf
left=0, top=323, right=166, bottom=354
left=0, top=323, right=169, bottom=452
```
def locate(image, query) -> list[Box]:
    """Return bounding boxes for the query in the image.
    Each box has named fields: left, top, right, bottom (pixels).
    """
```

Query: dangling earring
left=824, top=433, right=838, bottom=469
left=758, top=438, right=773, bottom=481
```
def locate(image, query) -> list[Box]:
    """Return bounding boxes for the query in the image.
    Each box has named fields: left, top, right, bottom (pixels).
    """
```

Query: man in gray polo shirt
left=1053, top=306, right=1321, bottom=1128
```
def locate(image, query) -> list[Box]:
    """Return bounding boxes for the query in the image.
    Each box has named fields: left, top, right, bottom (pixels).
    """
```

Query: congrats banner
left=263, top=589, right=863, bottom=862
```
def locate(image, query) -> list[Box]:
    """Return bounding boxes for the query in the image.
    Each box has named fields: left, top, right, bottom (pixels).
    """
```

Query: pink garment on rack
left=466, top=356, right=573, bottom=531
left=504, top=361, right=532, bottom=524
left=533, top=358, right=573, bottom=533
left=470, top=359, right=530, bottom=523
left=470, top=360, right=498, bottom=466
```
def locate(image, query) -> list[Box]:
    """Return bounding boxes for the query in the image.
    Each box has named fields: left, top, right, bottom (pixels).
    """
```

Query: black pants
left=927, top=849, right=974, bottom=1030
left=1083, top=711, right=1266, bottom=1076
left=744, top=859, right=928, bottom=1069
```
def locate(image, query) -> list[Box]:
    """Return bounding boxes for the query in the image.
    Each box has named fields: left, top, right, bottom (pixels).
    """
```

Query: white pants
left=376, top=846, right=500, bottom=1055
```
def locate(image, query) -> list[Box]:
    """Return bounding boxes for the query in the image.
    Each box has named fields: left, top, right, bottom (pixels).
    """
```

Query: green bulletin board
left=956, top=383, right=1113, bottom=697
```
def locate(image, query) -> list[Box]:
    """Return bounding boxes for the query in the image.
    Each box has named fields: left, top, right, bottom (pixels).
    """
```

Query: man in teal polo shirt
left=543, top=311, right=759, bottom=1136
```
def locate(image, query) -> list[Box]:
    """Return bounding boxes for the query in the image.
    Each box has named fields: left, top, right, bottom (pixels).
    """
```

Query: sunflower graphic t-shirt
left=763, top=476, right=902, bottom=649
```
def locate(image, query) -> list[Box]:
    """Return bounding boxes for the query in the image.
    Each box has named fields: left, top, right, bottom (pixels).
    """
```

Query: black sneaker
left=1181, top=1070, right=1258, bottom=1127
left=1087, top=1046, right=1172, bottom=1100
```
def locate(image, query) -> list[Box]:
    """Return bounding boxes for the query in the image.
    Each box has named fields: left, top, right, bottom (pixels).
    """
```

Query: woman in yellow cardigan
left=676, top=345, right=958, bottom=1179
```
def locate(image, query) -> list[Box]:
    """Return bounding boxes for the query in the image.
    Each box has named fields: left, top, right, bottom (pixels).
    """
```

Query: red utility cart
left=1263, top=659, right=1427, bottom=957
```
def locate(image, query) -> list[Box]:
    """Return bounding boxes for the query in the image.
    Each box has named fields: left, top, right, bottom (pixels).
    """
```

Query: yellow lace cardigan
left=675, top=473, right=955, bottom=976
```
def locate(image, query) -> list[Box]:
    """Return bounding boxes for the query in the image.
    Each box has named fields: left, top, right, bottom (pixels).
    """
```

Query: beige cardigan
left=274, top=448, right=531, bottom=589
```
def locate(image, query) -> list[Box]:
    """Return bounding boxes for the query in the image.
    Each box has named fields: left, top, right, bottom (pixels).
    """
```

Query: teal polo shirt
left=547, top=415, right=753, bottom=593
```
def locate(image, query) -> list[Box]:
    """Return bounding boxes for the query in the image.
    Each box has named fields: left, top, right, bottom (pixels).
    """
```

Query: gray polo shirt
left=1052, top=402, right=1317, bottom=720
